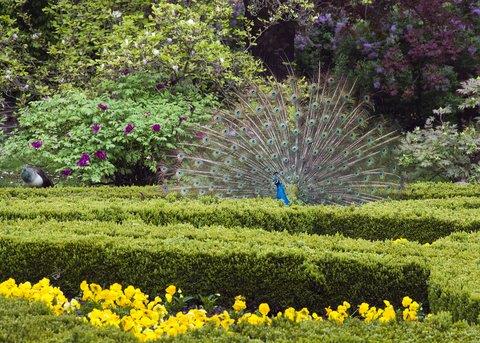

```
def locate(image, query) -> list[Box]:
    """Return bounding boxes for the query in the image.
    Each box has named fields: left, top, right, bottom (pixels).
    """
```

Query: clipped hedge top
left=2, top=193, right=480, bottom=242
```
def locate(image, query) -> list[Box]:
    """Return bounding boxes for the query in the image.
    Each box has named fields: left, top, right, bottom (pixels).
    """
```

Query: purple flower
left=195, top=131, right=206, bottom=140
left=151, top=123, right=162, bottom=132
left=155, top=82, right=168, bottom=92
left=294, top=34, right=310, bottom=51
left=124, top=123, right=135, bottom=135
left=468, top=46, right=477, bottom=55
left=31, top=140, right=43, bottom=149
left=76, top=153, right=90, bottom=167
left=97, top=103, right=109, bottom=111
left=61, top=168, right=73, bottom=176
left=179, top=115, right=188, bottom=123
left=94, top=150, right=107, bottom=160
left=91, top=123, right=101, bottom=134
left=316, top=13, right=333, bottom=26
left=471, top=7, right=480, bottom=16
left=373, top=80, right=381, bottom=89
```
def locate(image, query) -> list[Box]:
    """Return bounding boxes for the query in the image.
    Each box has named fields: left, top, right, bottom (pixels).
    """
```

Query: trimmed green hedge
left=2, top=195, right=480, bottom=242
left=1, top=182, right=479, bottom=201
left=0, top=297, right=135, bottom=343
left=2, top=297, right=480, bottom=342
left=0, top=219, right=429, bottom=315
left=396, top=182, right=480, bottom=200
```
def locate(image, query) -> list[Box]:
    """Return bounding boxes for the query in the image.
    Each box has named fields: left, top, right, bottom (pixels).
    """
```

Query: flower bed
left=0, top=277, right=426, bottom=341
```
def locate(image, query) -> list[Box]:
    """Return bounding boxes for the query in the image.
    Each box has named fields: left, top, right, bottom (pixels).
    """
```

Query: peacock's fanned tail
left=165, top=72, right=400, bottom=205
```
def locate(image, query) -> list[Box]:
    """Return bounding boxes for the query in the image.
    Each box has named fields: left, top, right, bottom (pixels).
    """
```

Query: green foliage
left=397, top=117, right=480, bottom=182
left=0, top=82, right=217, bottom=184
left=3, top=188, right=480, bottom=243
left=0, top=297, right=136, bottom=342
left=458, top=76, right=480, bottom=111
left=0, top=219, right=430, bottom=314
left=2, top=297, right=480, bottom=342
left=43, top=0, right=261, bottom=92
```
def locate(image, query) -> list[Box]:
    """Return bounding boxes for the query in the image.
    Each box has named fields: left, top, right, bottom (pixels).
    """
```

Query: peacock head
left=272, top=172, right=281, bottom=186
left=20, top=165, right=35, bottom=183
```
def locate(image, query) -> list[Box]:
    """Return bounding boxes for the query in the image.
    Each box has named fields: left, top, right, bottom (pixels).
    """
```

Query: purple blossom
left=316, top=13, right=333, bottom=26
left=97, top=103, right=109, bottom=111
left=195, top=131, right=206, bottom=140
left=468, top=46, right=477, bottom=55
left=389, top=24, right=397, bottom=33
left=91, top=123, right=101, bottom=134
left=155, top=82, right=168, bottom=92
left=124, top=123, right=135, bottom=135
left=230, top=0, right=245, bottom=17
left=373, top=80, right=381, bottom=89
left=334, top=19, right=348, bottom=36
left=31, top=140, right=43, bottom=149
left=471, top=7, right=480, bottom=16
left=151, top=123, right=162, bottom=132
left=294, top=34, right=310, bottom=51
left=76, top=153, right=90, bottom=167
left=94, top=150, right=107, bottom=160
left=61, top=168, right=73, bottom=176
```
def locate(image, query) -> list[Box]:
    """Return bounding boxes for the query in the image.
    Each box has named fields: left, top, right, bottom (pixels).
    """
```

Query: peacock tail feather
left=164, top=71, right=400, bottom=205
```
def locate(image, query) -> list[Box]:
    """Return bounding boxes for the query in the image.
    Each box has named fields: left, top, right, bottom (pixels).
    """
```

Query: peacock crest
left=164, top=71, right=400, bottom=205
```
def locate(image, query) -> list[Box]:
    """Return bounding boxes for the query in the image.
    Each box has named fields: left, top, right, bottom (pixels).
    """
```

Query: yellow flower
left=232, top=295, right=246, bottom=312
left=259, top=303, right=270, bottom=316
left=165, top=285, right=176, bottom=295
left=358, top=302, right=369, bottom=316
left=165, top=293, right=173, bottom=303
left=402, top=296, right=412, bottom=307
left=409, top=301, right=420, bottom=312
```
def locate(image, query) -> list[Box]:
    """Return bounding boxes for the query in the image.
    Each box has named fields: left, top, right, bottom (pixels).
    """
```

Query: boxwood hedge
left=2, top=296, right=480, bottom=342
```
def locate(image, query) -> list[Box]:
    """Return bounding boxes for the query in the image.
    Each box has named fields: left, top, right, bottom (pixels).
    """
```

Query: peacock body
left=165, top=72, right=399, bottom=205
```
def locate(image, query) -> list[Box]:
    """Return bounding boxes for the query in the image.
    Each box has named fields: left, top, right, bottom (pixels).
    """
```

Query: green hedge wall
left=2, top=296, right=480, bottom=342
left=0, top=219, right=429, bottom=314
left=0, top=297, right=136, bottom=343
left=2, top=194, right=480, bottom=242
left=2, top=297, right=480, bottom=343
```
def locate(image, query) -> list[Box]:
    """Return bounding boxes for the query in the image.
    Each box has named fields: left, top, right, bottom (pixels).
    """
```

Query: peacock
left=21, top=165, right=54, bottom=188
left=164, top=71, right=400, bottom=205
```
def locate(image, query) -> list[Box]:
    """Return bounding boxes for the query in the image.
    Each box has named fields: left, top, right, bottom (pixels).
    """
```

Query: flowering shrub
left=397, top=117, right=480, bottom=182
left=0, top=82, right=217, bottom=184
left=0, top=278, right=423, bottom=341
left=295, top=0, right=480, bottom=128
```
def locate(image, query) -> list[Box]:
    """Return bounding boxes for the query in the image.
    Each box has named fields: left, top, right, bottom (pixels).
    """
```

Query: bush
left=0, top=219, right=430, bottom=315
left=397, top=117, right=480, bottom=182
left=2, top=296, right=480, bottom=342
left=0, top=297, right=136, bottom=342
left=1, top=218, right=480, bottom=322
left=0, top=84, right=217, bottom=184
left=2, top=189, right=480, bottom=242
left=294, top=0, right=480, bottom=129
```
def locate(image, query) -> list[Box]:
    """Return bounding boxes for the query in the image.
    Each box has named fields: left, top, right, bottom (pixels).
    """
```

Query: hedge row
left=2, top=219, right=480, bottom=322
left=2, top=196, right=480, bottom=242
left=0, top=297, right=135, bottom=343
left=1, top=182, right=479, bottom=201
left=395, top=182, right=480, bottom=200
left=0, top=219, right=430, bottom=315
left=1, top=182, right=478, bottom=205
left=2, top=297, right=480, bottom=343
